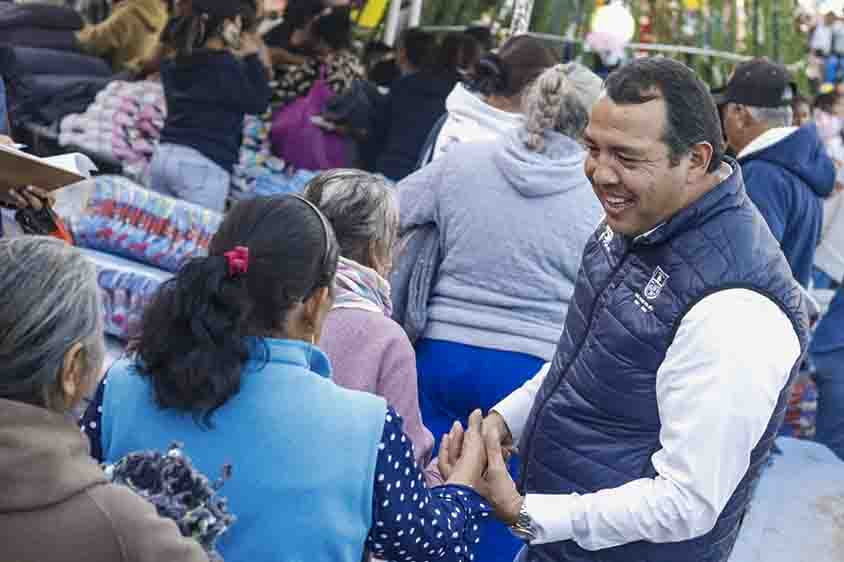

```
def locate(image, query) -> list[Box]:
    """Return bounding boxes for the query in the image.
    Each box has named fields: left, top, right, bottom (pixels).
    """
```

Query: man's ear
left=687, top=141, right=714, bottom=181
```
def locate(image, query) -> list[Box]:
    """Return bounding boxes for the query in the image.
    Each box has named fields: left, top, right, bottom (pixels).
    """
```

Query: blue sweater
left=739, top=125, right=836, bottom=286
left=100, top=339, right=387, bottom=562
left=159, top=50, right=272, bottom=173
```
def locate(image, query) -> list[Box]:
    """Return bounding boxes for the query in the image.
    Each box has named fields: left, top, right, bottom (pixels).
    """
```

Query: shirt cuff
left=525, top=493, right=578, bottom=545
left=491, top=393, right=530, bottom=445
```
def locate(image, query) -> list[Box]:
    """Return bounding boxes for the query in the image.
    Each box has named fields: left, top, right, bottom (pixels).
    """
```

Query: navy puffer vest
left=517, top=166, right=809, bottom=562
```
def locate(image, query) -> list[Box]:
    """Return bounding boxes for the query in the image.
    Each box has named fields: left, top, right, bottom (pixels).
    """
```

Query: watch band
left=509, top=498, right=537, bottom=542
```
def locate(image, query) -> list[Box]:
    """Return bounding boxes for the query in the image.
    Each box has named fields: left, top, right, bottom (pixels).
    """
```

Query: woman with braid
left=396, top=63, right=606, bottom=562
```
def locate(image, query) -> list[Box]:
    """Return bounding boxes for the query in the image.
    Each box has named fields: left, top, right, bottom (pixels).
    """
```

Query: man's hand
left=439, top=409, right=488, bottom=490
left=483, top=410, right=515, bottom=462
left=0, top=185, right=54, bottom=211
left=483, top=428, right=525, bottom=526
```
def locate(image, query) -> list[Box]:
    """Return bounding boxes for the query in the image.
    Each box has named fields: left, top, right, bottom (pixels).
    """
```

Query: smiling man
left=475, top=58, right=811, bottom=562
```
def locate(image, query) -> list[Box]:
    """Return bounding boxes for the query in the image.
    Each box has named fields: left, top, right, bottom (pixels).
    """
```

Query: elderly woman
left=396, top=63, right=606, bottom=562
left=0, top=237, right=206, bottom=562
left=82, top=196, right=492, bottom=562
left=303, top=170, right=435, bottom=472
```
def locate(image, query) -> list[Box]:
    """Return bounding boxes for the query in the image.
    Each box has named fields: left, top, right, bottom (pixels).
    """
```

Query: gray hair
left=303, top=170, right=399, bottom=269
left=746, top=105, right=794, bottom=128
left=0, top=237, right=103, bottom=411
left=523, top=62, right=603, bottom=152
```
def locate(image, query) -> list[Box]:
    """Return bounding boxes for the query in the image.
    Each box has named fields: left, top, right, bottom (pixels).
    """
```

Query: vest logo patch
left=644, top=266, right=670, bottom=300
left=599, top=224, right=614, bottom=250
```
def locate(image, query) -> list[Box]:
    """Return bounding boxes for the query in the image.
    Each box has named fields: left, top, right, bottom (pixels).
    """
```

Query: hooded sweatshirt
left=738, top=124, right=836, bottom=286
left=76, top=0, right=168, bottom=71
left=398, top=127, right=604, bottom=361
left=429, top=82, right=524, bottom=161
left=0, top=398, right=207, bottom=562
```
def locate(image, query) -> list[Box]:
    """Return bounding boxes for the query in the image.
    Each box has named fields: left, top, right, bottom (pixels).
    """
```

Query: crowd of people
left=1, top=2, right=843, bottom=562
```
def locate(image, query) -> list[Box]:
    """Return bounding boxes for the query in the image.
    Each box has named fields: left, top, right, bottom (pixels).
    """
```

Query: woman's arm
left=366, top=407, right=491, bottom=561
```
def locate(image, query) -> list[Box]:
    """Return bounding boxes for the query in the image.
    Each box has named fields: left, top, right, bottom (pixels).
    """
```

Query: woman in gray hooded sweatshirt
left=396, top=62, right=604, bottom=562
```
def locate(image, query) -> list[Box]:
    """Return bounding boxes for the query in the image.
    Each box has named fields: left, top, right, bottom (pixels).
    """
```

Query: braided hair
left=522, top=63, right=602, bottom=152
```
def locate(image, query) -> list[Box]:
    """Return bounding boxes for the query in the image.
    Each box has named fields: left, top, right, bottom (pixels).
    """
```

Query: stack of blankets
left=59, top=80, right=165, bottom=181
left=62, top=90, right=317, bottom=198
left=64, top=175, right=222, bottom=340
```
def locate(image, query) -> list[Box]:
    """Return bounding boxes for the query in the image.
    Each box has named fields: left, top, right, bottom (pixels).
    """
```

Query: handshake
left=437, top=410, right=525, bottom=526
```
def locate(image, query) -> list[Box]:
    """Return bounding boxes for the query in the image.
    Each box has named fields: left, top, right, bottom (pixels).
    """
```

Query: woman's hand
left=439, top=409, right=488, bottom=489
left=0, top=185, right=54, bottom=211
left=481, top=427, right=525, bottom=526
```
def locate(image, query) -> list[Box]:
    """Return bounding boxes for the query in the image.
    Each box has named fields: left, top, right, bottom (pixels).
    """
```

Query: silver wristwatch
left=509, top=498, right=537, bottom=542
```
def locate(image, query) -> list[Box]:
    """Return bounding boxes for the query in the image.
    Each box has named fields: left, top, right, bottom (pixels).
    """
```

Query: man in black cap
left=718, top=58, right=836, bottom=287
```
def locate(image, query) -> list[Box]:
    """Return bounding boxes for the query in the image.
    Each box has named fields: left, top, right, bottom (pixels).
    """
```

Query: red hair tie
left=223, top=246, right=249, bottom=277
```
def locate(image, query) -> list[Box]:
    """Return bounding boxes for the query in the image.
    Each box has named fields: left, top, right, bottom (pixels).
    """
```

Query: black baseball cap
left=712, top=58, right=796, bottom=108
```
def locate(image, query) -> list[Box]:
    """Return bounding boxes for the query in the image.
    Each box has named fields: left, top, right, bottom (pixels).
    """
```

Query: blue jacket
left=100, top=338, right=387, bottom=562
left=739, top=125, right=836, bottom=286
left=517, top=166, right=809, bottom=562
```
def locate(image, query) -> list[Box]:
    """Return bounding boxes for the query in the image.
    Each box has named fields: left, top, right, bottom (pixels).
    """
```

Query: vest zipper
left=519, top=249, right=631, bottom=489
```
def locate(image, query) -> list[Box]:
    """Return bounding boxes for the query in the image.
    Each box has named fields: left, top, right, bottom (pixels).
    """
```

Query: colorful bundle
left=104, top=443, right=235, bottom=561
left=59, top=80, right=166, bottom=181
left=69, top=175, right=222, bottom=272
left=80, top=248, right=172, bottom=340
left=781, top=374, right=818, bottom=440
left=231, top=114, right=317, bottom=201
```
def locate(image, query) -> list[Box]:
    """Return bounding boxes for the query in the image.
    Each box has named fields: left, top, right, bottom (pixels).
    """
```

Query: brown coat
left=75, top=0, right=168, bottom=71
left=0, top=398, right=208, bottom=562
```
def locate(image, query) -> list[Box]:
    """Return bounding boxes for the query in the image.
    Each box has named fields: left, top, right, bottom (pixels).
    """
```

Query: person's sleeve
left=75, top=12, right=131, bottom=58
left=491, top=362, right=551, bottom=444
left=375, top=327, right=436, bottom=469
left=743, top=163, right=790, bottom=242
left=79, top=378, right=107, bottom=462
left=235, top=54, right=273, bottom=115
left=397, top=153, right=449, bottom=229
left=366, top=407, right=491, bottom=561
left=523, top=289, right=801, bottom=549
left=89, top=485, right=209, bottom=562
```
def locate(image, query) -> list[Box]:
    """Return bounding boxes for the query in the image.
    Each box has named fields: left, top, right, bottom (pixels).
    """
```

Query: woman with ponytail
left=82, top=196, right=494, bottom=562
left=396, top=63, right=605, bottom=562
left=422, top=34, right=557, bottom=164
left=147, top=0, right=272, bottom=212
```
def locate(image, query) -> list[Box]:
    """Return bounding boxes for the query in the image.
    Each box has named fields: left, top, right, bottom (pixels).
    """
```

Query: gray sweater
left=398, top=127, right=604, bottom=361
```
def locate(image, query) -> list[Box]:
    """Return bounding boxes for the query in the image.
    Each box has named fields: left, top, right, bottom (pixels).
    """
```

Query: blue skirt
left=416, top=338, right=545, bottom=562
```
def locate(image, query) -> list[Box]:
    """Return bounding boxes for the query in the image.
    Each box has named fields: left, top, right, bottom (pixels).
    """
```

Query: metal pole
left=383, top=0, right=403, bottom=46
left=752, top=0, right=760, bottom=56
left=509, top=0, right=536, bottom=36
left=772, top=0, right=780, bottom=61
left=409, top=0, right=424, bottom=27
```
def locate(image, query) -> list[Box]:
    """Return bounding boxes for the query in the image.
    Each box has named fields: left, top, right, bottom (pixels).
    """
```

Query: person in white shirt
left=440, top=57, right=808, bottom=562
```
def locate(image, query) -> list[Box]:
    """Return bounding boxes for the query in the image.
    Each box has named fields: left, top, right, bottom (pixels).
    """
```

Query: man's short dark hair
left=604, top=58, right=725, bottom=173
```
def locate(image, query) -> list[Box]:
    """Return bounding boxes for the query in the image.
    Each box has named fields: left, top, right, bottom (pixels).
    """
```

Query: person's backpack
left=270, top=66, right=347, bottom=171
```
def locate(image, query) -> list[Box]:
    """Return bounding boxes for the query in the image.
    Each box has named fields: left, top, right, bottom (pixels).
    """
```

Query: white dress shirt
left=494, top=288, right=801, bottom=550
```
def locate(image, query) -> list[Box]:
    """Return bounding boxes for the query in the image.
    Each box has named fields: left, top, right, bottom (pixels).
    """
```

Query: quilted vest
left=517, top=166, right=809, bottom=562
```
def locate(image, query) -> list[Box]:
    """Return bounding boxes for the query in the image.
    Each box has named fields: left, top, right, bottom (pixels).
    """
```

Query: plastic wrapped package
left=79, top=248, right=172, bottom=340
left=59, top=175, right=223, bottom=272
left=231, top=114, right=318, bottom=200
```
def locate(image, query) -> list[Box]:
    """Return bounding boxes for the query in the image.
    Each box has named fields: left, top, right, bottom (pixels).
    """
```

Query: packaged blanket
left=80, top=248, right=172, bottom=340
left=60, top=80, right=165, bottom=181
left=62, top=175, right=222, bottom=272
